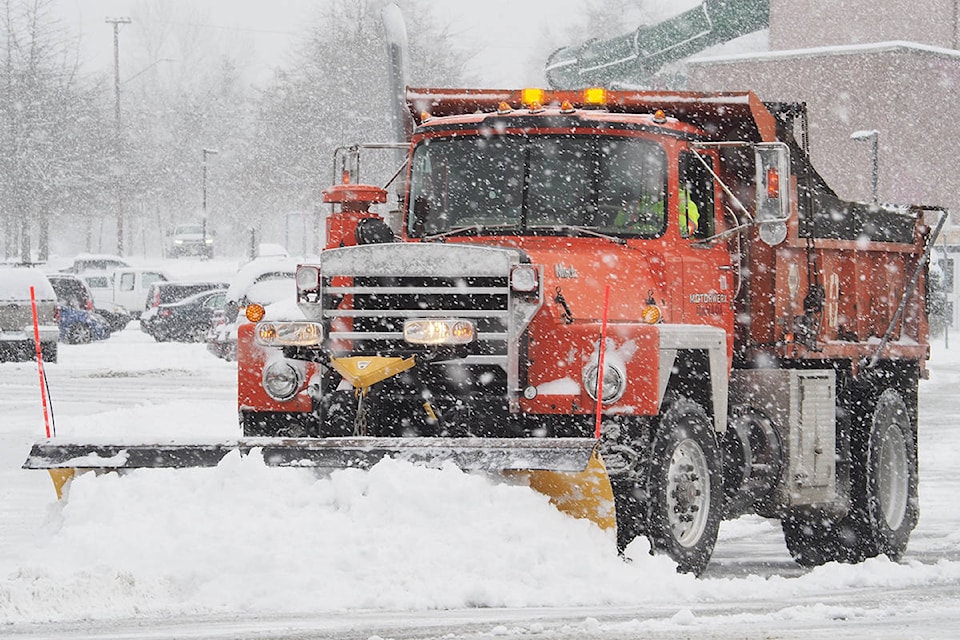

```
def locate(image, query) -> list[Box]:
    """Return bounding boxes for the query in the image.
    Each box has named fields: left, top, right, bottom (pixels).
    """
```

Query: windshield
left=406, top=134, right=667, bottom=238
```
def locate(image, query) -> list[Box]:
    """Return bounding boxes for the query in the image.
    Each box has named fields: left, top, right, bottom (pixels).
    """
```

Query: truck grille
left=313, top=243, right=536, bottom=363
left=322, top=274, right=510, bottom=357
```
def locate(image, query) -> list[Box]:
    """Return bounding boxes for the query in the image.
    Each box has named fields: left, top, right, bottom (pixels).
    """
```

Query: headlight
left=403, top=318, right=475, bottom=345
left=262, top=360, right=302, bottom=401
left=583, top=362, right=627, bottom=404
left=256, top=321, right=324, bottom=346
left=297, top=266, right=320, bottom=292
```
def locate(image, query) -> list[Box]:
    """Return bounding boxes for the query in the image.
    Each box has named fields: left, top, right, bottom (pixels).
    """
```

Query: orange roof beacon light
left=583, top=87, right=607, bottom=106
left=559, top=100, right=576, bottom=114
left=497, top=101, right=513, bottom=114
left=653, top=109, right=667, bottom=124
left=520, top=88, right=546, bottom=108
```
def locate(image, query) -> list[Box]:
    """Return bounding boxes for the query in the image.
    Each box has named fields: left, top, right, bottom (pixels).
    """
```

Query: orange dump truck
left=28, top=87, right=944, bottom=576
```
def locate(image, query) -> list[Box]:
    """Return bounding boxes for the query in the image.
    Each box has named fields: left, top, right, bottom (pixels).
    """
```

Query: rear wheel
left=850, top=388, right=918, bottom=561
left=645, top=398, right=723, bottom=575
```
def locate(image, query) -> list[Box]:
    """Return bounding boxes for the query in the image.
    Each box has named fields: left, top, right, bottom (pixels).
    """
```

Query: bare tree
left=0, top=0, right=109, bottom=262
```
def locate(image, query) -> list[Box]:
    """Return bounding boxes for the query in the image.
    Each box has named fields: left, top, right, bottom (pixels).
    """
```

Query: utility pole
left=202, top=148, right=219, bottom=249
left=106, top=16, right=131, bottom=255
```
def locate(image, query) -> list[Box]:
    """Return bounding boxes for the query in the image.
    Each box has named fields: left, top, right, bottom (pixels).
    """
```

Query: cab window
left=679, top=151, right=715, bottom=239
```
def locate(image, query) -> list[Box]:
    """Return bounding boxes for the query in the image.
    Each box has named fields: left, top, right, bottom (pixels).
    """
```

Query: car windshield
left=175, top=225, right=203, bottom=235
left=406, top=133, right=667, bottom=238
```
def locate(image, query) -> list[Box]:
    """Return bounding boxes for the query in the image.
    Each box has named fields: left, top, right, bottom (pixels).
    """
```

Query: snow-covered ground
left=1, top=262, right=959, bottom=638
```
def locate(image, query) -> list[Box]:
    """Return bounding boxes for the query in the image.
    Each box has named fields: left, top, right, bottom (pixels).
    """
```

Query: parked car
left=45, top=274, right=111, bottom=344
left=56, top=305, right=111, bottom=344
left=0, top=266, right=59, bottom=362
left=140, top=288, right=227, bottom=343
left=60, top=253, right=132, bottom=274
left=143, top=280, right=228, bottom=316
left=168, top=222, right=214, bottom=259
left=207, top=257, right=298, bottom=361
left=76, top=273, right=132, bottom=332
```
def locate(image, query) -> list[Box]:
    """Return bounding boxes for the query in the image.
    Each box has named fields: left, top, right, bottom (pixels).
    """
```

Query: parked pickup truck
left=82, top=267, right=170, bottom=319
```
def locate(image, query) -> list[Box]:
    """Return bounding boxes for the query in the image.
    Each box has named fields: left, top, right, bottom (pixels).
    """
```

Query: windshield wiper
left=423, top=224, right=520, bottom=242
left=530, top=224, right=627, bottom=245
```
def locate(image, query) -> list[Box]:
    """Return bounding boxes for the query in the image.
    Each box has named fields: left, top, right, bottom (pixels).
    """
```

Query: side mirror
left=754, top=142, right=791, bottom=245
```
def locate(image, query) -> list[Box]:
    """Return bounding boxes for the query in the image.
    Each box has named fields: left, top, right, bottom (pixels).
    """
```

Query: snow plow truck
left=26, top=82, right=944, bottom=575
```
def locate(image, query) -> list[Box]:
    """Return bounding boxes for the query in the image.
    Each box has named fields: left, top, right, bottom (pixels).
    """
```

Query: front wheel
left=67, top=323, right=92, bottom=345
left=646, top=398, right=723, bottom=575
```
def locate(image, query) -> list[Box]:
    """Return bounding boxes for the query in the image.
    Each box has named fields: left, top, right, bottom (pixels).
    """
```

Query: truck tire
left=849, top=388, right=919, bottom=561
left=645, top=398, right=723, bottom=575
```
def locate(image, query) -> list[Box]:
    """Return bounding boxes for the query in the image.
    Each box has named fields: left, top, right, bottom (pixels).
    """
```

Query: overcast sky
left=55, top=0, right=595, bottom=87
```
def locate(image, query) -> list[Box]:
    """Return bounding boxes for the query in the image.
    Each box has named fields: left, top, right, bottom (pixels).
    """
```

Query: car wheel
left=67, top=323, right=92, bottom=345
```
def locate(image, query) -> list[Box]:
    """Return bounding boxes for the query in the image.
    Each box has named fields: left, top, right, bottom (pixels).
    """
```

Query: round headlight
left=583, top=362, right=627, bottom=404
left=262, top=360, right=302, bottom=401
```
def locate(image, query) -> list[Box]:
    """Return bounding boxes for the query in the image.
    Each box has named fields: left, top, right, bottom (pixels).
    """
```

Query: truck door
left=677, top=151, right=735, bottom=338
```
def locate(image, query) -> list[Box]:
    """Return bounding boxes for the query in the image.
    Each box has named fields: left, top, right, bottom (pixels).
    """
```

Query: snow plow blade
left=23, top=437, right=599, bottom=472
left=24, top=437, right=616, bottom=529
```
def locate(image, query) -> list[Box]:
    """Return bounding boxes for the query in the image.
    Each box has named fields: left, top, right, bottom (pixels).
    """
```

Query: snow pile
left=1, top=312, right=959, bottom=629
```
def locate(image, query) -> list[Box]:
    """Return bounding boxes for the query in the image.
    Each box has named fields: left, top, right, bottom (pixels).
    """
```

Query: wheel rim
left=666, top=438, right=711, bottom=547
left=72, top=325, right=91, bottom=344
left=878, top=422, right=909, bottom=530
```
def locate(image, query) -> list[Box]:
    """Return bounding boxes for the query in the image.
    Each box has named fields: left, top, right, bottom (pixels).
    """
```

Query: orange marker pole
left=29, top=286, right=53, bottom=438
left=594, top=284, right=611, bottom=439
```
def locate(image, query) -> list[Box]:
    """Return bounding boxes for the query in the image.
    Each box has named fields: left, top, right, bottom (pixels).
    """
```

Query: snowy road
left=2, top=328, right=959, bottom=639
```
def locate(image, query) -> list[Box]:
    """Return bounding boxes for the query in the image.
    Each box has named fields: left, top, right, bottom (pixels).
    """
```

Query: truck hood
left=479, top=238, right=667, bottom=323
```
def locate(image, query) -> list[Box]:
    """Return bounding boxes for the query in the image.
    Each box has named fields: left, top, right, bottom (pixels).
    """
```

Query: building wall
left=770, top=0, right=960, bottom=50
left=685, top=44, right=960, bottom=215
